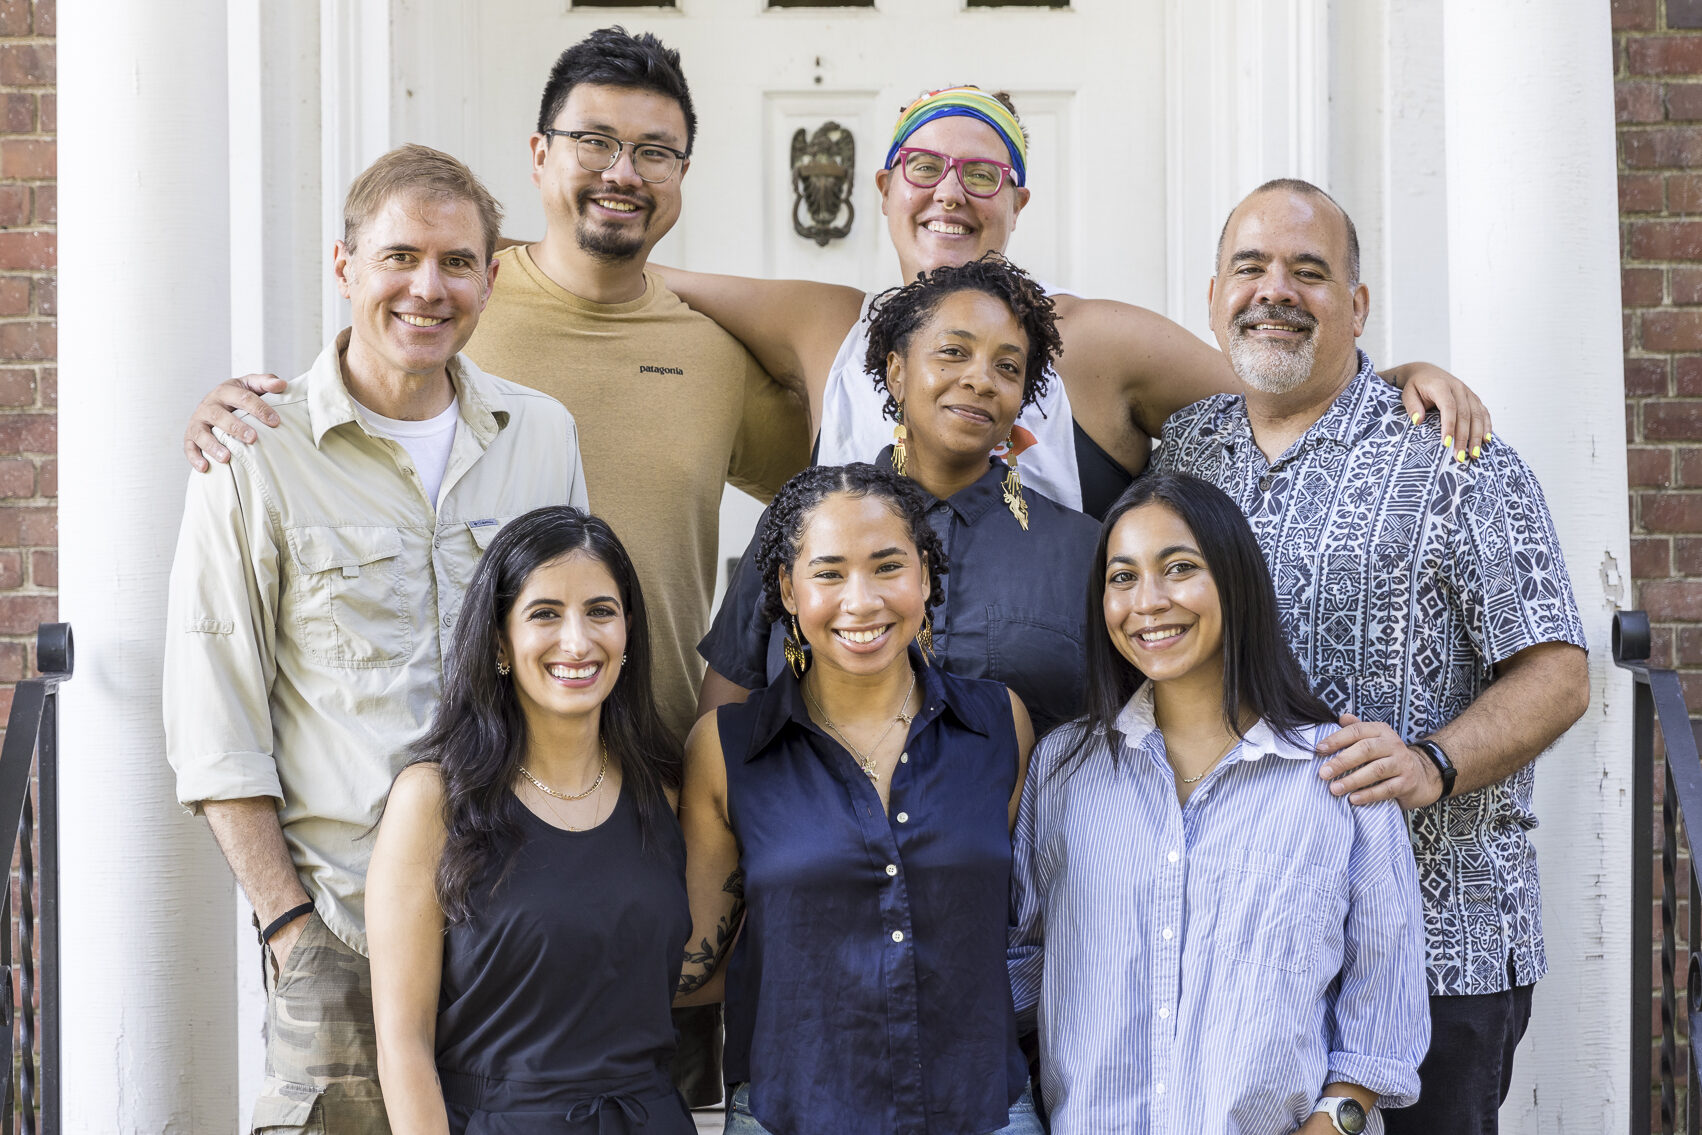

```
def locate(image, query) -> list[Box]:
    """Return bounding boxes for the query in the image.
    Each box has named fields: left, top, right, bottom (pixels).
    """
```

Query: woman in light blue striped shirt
left=1008, top=472, right=1430, bottom=1134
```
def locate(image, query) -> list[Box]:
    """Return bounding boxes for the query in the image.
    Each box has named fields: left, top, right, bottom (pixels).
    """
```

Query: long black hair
left=1062, top=472, right=1335, bottom=771
left=412, top=506, right=681, bottom=923
left=863, top=252, right=1061, bottom=423
left=754, top=463, right=949, bottom=628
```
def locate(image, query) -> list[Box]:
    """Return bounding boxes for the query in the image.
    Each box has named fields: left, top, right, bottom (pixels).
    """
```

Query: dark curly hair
left=863, top=253, right=1062, bottom=423
left=408, top=507, right=681, bottom=924
left=755, top=464, right=949, bottom=630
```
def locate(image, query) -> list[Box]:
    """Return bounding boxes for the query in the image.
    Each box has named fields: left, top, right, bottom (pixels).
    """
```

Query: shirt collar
left=1113, top=682, right=1316, bottom=768
left=306, top=327, right=510, bottom=449
left=1206, top=349, right=1381, bottom=466
left=744, top=644, right=990, bottom=761
left=874, top=445, right=1010, bottom=525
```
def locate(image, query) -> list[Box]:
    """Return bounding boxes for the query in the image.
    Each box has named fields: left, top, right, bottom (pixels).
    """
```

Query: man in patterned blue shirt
left=1153, top=178, right=1589, bottom=1134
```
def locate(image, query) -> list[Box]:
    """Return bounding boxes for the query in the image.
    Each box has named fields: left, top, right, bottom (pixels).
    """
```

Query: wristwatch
left=1312, top=1096, right=1367, bottom=1134
left=1411, top=737, right=1457, bottom=799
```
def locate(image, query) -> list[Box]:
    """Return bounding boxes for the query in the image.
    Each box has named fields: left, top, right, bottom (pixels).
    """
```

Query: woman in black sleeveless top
left=367, top=507, right=695, bottom=1135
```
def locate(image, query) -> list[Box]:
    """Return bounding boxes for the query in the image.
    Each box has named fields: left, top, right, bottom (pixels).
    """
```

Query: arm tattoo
left=677, top=869, right=746, bottom=995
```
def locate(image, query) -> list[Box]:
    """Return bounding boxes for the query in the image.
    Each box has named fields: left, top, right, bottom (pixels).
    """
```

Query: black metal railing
left=0, top=624, right=71, bottom=1135
left=1620, top=609, right=1702, bottom=1135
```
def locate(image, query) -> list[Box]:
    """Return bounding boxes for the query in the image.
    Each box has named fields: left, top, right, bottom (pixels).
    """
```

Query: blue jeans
left=724, top=1081, right=1041, bottom=1135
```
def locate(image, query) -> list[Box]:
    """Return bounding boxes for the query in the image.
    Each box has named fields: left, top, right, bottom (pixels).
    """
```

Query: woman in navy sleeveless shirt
left=677, top=464, right=1041, bottom=1135
left=368, top=508, right=695, bottom=1134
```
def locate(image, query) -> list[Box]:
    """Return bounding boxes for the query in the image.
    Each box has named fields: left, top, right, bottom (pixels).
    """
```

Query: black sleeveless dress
left=435, top=783, right=696, bottom=1135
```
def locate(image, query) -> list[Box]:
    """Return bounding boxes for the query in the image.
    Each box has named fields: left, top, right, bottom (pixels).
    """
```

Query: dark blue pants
left=1383, top=980, right=1535, bottom=1135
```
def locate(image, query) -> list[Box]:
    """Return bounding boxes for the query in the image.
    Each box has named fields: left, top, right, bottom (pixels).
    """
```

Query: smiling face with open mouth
left=1102, top=502, right=1225, bottom=690
left=885, top=288, right=1029, bottom=471
left=334, top=189, right=496, bottom=386
left=531, top=83, right=689, bottom=265
left=1209, top=186, right=1368, bottom=399
left=500, top=550, right=629, bottom=726
left=781, top=492, right=930, bottom=679
left=877, top=115, right=1030, bottom=282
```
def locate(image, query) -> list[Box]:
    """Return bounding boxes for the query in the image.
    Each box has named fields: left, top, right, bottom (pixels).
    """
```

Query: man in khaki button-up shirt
left=164, top=146, right=585, bottom=1133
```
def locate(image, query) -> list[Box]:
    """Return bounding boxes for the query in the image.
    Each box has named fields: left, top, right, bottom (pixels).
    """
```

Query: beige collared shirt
left=164, top=331, right=587, bottom=954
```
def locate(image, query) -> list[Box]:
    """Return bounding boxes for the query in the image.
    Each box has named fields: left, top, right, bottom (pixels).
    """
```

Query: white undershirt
left=354, top=398, right=460, bottom=506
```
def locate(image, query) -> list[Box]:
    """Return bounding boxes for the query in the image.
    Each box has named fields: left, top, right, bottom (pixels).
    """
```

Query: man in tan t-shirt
left=182, top=27, right=807, bottom=1107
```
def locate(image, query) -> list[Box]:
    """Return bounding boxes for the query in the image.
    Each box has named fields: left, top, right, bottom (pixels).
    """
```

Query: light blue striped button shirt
left=1008, top=685, right=1430, bottom=1134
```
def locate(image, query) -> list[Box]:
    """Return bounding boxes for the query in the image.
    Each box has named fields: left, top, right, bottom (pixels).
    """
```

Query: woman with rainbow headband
left=659, top=83, right=1492, bottom=515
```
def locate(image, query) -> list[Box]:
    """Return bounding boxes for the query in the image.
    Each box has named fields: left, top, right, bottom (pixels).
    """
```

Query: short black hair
left=1215, top=177, right=1360, bottom=286
left=863, top=252, right=1061, bottom=423
left=755, top=464, right=948, bottom=628
left=536, top=26, right=697, bottom=154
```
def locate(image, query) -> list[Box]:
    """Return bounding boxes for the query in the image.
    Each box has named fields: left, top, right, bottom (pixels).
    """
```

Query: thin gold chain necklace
left=518, top=743, right=608, bottom=800
left=805, top=669, right=918, bottom=783
left=1170, top=733, right=1242, bottom=785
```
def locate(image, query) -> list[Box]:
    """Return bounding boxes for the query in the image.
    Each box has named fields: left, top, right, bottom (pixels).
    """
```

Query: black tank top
left=435, top=783, right=695, bottom=1134
left=1072, top=417, right=1138, bottom=520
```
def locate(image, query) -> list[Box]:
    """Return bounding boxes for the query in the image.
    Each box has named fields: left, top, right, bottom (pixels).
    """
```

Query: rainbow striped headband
left=885, top=87, right=1027, bottom=188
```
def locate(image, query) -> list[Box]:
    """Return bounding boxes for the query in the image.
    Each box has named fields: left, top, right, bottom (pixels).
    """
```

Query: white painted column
left=59, top=3, right=239, bottom=1131
left=1441, top=2, right=1631, bottom=1131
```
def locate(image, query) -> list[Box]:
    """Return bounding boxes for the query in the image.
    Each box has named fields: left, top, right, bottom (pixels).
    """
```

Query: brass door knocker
left=792, top=122, right=855, bottom=246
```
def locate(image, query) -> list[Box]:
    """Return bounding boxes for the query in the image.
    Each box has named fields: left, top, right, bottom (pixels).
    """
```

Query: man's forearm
left=202, top=796, right=311, bottom=925
left=1430, top=642, right=1590, bottom=798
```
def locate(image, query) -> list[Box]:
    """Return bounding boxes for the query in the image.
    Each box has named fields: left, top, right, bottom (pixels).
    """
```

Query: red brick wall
left=1618, top=0, right=1702, bottom=1122
left=0, top=0, right=52, bottom=717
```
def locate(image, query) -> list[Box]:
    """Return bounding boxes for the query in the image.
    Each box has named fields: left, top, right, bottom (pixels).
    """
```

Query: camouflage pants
left=252, top=915, right=391, bottom=1134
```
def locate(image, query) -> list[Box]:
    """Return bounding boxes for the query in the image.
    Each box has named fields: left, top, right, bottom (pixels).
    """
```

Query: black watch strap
left=1413, top=738, right=1457, bottom=799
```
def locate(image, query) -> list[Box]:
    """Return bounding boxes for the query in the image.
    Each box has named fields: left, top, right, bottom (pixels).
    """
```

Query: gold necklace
left=519, top=743, right=608, bottom=800
left=1171, top=733, right=1242, bottom=785
left=804, top=669, right=918, bottom=783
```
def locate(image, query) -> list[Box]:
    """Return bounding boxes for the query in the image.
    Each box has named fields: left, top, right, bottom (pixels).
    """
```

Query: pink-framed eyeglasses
left=892, top=147, right=1016, bottom=198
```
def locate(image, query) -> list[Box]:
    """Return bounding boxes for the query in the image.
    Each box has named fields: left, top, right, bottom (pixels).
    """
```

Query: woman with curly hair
left=677, top=462, right=1041, bottom=1135
left=365, top=507, right=696, bottom=1135
left=698, top=254, right=1100, bottom=736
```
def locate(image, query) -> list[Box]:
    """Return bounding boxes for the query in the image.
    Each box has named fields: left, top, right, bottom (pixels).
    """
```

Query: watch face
left=1338, top=1098, right=1367, bottom=1134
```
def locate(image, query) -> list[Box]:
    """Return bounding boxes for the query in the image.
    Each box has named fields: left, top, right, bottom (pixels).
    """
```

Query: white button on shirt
left=886, top=864, right=898, bottom=877
left=891, top=930, right=905, bottom=943
left=896, top=812, right=909, bottom=824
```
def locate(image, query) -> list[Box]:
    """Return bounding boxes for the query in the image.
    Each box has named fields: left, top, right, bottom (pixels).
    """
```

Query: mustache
left=1233, top=304, right=1317, bottom=332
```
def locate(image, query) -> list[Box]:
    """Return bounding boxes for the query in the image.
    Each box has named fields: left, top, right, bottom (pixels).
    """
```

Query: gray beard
left=1227, top=332, right=1317, bottom=396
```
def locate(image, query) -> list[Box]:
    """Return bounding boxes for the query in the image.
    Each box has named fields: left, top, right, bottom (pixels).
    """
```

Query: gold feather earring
left=1002, top=441, right=1029, bottom=531
left=892, top=402, right=909, bottom=476
left=915, top=612, right=936, bottom=663
left=783, top=614, right=810, bottom=678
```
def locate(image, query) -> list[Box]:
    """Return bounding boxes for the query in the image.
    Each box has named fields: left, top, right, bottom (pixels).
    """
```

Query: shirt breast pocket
left=984, top=604, right=1086, bottom=726
left=1212, top=849, right=1334, bottom=975
left=284, top=524, right=412, bottom=667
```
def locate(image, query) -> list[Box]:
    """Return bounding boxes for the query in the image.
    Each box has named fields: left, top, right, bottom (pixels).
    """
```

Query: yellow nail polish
left=1471, top=445, right=1481, bottom=459
left=1443, top=435, right=1454, bottom=449
left=1485, top=432, right=1494, bottom=443
left=1411, top=411, right=1422, bottom=425
left=1456, top=449, right=1468, bottom=462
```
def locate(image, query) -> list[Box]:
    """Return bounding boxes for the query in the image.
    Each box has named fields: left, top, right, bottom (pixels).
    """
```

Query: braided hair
left=755, top=463, right=949, bottom=627
left=863, top=252, right=1063, bottom=423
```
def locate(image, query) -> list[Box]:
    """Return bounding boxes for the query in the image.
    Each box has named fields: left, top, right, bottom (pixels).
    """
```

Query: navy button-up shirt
left=1154, top=352, right=1588, bottom=997
left=700, top=450, right=1099, bottom=737
left=717, top=654, right=1027, bottom=1135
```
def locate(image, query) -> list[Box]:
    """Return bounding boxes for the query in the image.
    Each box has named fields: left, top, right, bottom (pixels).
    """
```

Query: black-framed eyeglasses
left=541, top=129, right=689, bottom=184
